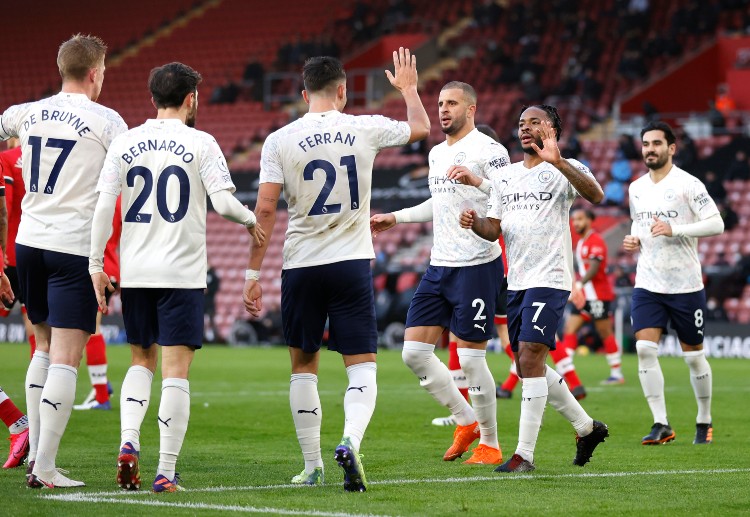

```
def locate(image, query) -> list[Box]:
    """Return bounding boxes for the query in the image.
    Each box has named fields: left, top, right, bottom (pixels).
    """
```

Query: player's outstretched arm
left=385, top=47, right=430, bottom=143
left=372, top=198, right=434, bottom=236
left=244, top=182, right=282, bottom=318
left=209, top=189, right=266, bottom=247
left=531, top=120, right=603, bottom=204
left=459, top=209, right=501, bottom=241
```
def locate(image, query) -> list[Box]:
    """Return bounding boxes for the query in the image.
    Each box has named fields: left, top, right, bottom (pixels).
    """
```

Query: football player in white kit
left=458, top=105, right=609, bottom=472
left=243, top=49, right=429, bottom=492
left=371, top=82, right=510, bottom=465
left=623, top=121, right=723, bottom=446
left=90, top=62, right=264, bottom=492
left=0, top=34, right=127, bottom=488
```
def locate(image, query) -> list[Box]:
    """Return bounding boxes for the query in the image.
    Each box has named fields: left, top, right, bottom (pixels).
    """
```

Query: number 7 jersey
left=260, top=110, right=410, bottom=269
left=0, top=93, right=127, bottom=256
left=96, top=118, right=237, bottom=288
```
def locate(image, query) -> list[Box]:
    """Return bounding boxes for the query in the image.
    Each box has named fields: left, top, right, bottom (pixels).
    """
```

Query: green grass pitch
left=1, top=343, right=749, bottom=516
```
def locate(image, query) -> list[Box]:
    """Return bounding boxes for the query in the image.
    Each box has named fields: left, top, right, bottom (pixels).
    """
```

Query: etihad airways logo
left=502, top=191, right=552, bottom=204
left=635, top=210, right=678, bottom=221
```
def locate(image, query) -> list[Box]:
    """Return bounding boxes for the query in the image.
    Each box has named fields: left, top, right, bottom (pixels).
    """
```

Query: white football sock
left=636, top=340, right=668, bottom=425
left=34, top=364, right=77, bottom=479
left=157, top=378, right=190, bottom=481
left=545, top=366, right=593, bottom=436
left=10, top=415, right=29, bottom=434
left=402, top=341, right=475, bottom=426
left=457, top=348, right=498, bottom=449
left=515, top=377, right=547, bottom=463
left=290, top=373, right=323, bottom=472
left=683, top=350, right=712, bottom=424
left=120, top=365, right=154, bottom=450
left=25, top=351, right=49, bottom=463
left=343, top=362, right=377, bottom=451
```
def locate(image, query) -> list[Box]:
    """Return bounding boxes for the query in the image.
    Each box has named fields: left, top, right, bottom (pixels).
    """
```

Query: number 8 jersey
left=260, top=110, right=410, bottom=269
left=0, top=93, right=127, bottom=256
left=96, top=118, right=236, bottom=288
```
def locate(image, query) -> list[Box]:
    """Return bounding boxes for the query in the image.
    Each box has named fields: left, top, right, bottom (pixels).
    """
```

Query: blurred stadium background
left=3, top=0, right=750, bottom=353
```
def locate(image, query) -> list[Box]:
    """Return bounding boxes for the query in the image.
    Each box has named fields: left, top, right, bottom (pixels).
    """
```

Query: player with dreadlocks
left=450, top=105, right=610, bottom=472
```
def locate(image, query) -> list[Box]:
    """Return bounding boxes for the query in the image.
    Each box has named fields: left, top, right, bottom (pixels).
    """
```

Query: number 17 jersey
left=0, top=92, right=127, bottom=256
left=260, top=110, right=410, bottom=269
left=97, top=119, right=236, bottom=288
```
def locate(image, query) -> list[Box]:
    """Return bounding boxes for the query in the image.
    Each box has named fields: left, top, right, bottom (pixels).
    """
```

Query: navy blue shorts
left=16, top=243, right=98, bottom=333
left=507, top=287, right=569, bottom=351
left=570, top=300, right=612, bottom=321
left=121, top=288, right=204, bottom=349
left=281, top=259, right=377, bottom=355
left=631, top=288, right=706, bottom=346
left=406, top=257, right=503, bottom=343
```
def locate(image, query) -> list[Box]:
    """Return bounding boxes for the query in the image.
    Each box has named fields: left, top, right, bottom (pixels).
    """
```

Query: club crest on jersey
left=454, top=152, right=466, bottom=165
left=664, top=189, right=676, bottom=202
left=538, top=170, right=553, bottom=183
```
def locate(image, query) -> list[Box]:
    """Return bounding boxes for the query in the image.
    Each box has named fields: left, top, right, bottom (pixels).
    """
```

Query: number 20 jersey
left=260, top=110, right=410, bottom=269
left=97, top=119, right=236, bottom=288
left=0, top=93, right=127, bottom=256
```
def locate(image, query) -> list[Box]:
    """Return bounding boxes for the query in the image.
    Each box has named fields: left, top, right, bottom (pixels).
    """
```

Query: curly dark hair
left=521, top=104, right=563, bottom=141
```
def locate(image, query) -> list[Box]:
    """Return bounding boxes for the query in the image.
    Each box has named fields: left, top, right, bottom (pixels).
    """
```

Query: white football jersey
left=97, top=119, right=236, bottom=288
left=0, top=93, right=127, bottom=256
left=628, top=165, right=719, bottom=293
left=487, top=159, right=596, bottom=291
left=260, top=110, right=410, bottom=269
left=428, top=128, right=509, bottom=267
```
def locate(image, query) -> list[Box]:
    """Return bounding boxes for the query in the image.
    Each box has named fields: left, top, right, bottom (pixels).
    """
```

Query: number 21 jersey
left=97, top=119, right=236, bottom=288
left=260, top=110, right=410, bottom=269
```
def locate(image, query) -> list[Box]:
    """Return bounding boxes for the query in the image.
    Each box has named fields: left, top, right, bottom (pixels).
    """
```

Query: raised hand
left=385, top=47, right=418, bottom=93
left=370, top=213, right=397, bottom=237
left=529, top=119, right=562, bottom=165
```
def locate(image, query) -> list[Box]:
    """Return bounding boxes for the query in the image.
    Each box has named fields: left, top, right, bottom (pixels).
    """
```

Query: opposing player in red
left=75, top=197, right=121, bottom=410
left=564, top=209, right=623, bottom=384
left=0, top=138, right=34, bottom=351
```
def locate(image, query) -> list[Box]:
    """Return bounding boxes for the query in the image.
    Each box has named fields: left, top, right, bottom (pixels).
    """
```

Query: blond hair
left=57, top=34, right=107, bottom=81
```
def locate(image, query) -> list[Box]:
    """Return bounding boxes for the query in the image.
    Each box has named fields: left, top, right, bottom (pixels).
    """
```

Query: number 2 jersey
left=0, top=92, right=127, bottom=256
left=97, top=119, right=236, bottom=288
left=260, top=110, right=410, bottom=269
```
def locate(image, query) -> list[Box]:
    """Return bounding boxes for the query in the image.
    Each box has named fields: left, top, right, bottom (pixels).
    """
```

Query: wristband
left=575, top=281, right=583, bottom=289
left=245, top=269, right=260, bottom=281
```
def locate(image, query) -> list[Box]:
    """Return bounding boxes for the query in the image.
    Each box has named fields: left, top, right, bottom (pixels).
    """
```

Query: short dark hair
left=574, top=208, right=596, bottom=221
left=476, top=124, right=499, bottom=142
left=302, top=56, right=346, bottom=93
left=640, top=121, right=676, bottom=146
left=521, top=104, right=563, bottom=140
left=149, top=62, right=202, bottom=109
left=441, top=81, right=477, bottom=104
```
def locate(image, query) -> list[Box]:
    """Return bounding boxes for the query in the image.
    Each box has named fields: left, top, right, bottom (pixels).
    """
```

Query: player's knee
left=636, top=340, right=659, bottom=367
left=401, top=341, right=434, bottom=371
left=683, top=349, right=710, bottom=375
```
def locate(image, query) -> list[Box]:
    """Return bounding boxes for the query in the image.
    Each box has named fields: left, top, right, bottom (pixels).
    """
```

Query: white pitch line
left=42, top=467, right=750, bottom=500
left=42, top=494, right=394, bottom=517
